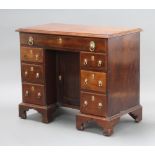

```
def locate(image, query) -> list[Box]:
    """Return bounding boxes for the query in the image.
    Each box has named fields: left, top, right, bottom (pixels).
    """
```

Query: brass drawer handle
left=91, top=96, right=95, bottom=101
left=92, top=74, right=95, bottom=79
left=35, top=54, right=39, bottom=61
left=37, top=92, right=41, bottom=98
left=58, top=75, right=62, bottom=81
left=30, top=67, right=34, bottom=72
left=58, top=37, right=62, bottom=44
left=28, top=36, right=33, bottom=46
left=98, top=80, right=102, bottom=87
left=98, top=60, right=102, bottom=67
left=83, top=59, right=88, bottom=65
left=36, top=73, right=40, bottom=79
left=84, top=100, right=88, bottom=106
left=84, top=78, right=88, bottom=85
left=25, top=90, right=29, bottom=97
left=24, top=71, right=28, bottom=76
left=98, top=102, right=103, bottom=109
left=89, top=41, right=95, bottom=52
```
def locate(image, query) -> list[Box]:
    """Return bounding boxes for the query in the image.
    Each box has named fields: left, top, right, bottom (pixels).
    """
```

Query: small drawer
left=80, top=52, right=107, bottom=71
left=21, top=63, right=44, bottom=84
left=21, top=47, right=43, bottom=63
left=81, top=70, right=106, bottom=93
left=20, top=33, right=107, bottom=53
left=22, top=83, right=45, bottom=105
left=80, top=91, right=106, bottom=117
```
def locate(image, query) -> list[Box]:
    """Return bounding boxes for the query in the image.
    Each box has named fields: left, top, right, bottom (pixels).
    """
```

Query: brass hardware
left=30, top=50, right=33, bottom=55
left=58, top=75, right=62, bottom=81
left=24, top=71, right=28, bottom=76
left=98, top=80, right=102, bottom=87
left=92, top=74, right=95, bottom=79
left=89, top=41, right=95, bottom=52
left=30, top=67, right=34, bottom=72
left=98, top=60, right=102, bottom=67
left=84, top=78, right=88, bottom=85
left=58, top=37, right=62, bottom=44
left=83, top=59, right=88, bottom=65
left=25, top=90, right=29, bottom=96
left=84, top=100, right=88, bottom=106
left=35, top=54, right=39, bottom=60
left=36, top=73, right=40, bottom=79
left=31, top=86, right=35, bottom=91
left=91, top=55, right=95, bottom=61
left=91, top=96, right=95, bottom=101
left=28, top=36, right=33, bottom=46
left=98, top=102, right=103, bottom=109
left=37, top=92, right=41, bottom=98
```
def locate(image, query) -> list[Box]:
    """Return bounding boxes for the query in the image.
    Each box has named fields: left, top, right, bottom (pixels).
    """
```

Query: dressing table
left=16, top=23, right=142, bottom=136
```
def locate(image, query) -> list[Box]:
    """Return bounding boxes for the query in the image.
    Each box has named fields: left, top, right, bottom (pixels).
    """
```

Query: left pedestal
left=19, top=38, right=57, bottom=123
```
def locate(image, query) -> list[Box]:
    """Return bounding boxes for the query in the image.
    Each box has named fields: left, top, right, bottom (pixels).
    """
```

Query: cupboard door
left=57, top=52, right=80, bottom=107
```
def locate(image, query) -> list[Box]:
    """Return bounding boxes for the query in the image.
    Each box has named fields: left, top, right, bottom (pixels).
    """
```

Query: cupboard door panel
left=57, top=52, right=80, bottom=107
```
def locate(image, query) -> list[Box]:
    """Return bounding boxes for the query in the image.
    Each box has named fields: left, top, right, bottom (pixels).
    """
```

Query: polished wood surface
left=16, top=23, right=142, bottom=38
left=56, top=52, right=80, bottom=107
left=107, top=33, right=140, bottom=116
left=44, top=50, right=57, bottom=106
left=20, top=33, right=107, bottom=53
left=76, top=112, right=120, bottom=136
left=80, top=91, right=106, bottom=117
left=19, top=103, right=56, bottom=123
left=80, top=52, right=107, bottom=72
left=81, top=70, right=106, bottom=93
left=21, top=47, right=43, bottom=63
left=17, top=23, right=142, bottom=136
left=21, top=63, right=44, bottom=84
left=77, top=105, right=142, bottom=136
left=22, top=83, right=45, bottom=105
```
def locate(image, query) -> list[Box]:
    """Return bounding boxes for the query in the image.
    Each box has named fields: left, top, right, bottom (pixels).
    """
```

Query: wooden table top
left=16, top=23, right=142, bottom=38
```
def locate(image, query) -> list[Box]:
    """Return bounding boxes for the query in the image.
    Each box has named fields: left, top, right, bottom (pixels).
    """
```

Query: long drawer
left=20, top=33, right=107, bottom=53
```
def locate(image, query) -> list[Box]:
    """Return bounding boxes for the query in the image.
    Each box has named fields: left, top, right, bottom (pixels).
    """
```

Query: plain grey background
left=0, top=9, right=155, bottom=145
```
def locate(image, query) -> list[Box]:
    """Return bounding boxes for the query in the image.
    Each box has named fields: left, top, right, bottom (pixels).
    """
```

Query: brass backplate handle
left=28, top=36, right=33, bottom=46
left=98, top=80, right=102, bottom=87
left=89, top=41, right=95, bottom=52
left=98, top=60, right=102, bottom=67
left=84, top=59, right=88, bottom=65
left=98, top=102, right=103, bottom=109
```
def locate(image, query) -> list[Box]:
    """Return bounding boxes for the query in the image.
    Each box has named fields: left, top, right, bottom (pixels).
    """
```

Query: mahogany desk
left=16, top=23, right=142, bottom=136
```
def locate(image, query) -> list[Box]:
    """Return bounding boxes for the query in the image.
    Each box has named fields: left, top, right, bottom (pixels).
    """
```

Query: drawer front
left=81, top=70, right=106, bottom=93
left=80, top=91, right=106, bottom=116
left=21, top=47, right=43, bottom=63
left=20, top=33, right=107, bottom=53
left=21, top=63, right=44, bottom=84
left=22, top=83, right=45, bottom=105
left=80, top=52, right=107, bottom=71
